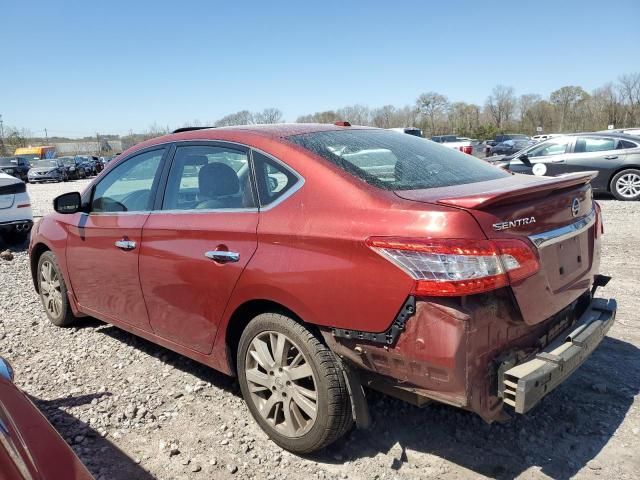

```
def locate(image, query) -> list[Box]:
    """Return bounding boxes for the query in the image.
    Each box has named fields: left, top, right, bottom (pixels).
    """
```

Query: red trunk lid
left=395, top=172, right=601, bottom=325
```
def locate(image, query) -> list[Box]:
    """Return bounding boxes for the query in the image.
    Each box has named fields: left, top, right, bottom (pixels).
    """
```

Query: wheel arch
left=224, top=299, right=310, bottom=376
left=607, top=165, right=640, bottom=192
left=30, top=242, right=51, bottom=293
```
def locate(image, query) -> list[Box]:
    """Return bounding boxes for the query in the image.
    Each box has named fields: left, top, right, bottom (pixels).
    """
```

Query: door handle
left=205, top=250, right=240, bottom=263
left=115, top=239, right=136, bottom=251
left=604, top=155, right=618, bottom=160
left=551, top=158, right=565, bottom=163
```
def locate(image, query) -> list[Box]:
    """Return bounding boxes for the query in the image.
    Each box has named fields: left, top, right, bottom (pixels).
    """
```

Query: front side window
left=527, top=138, right=571, bottom=158
left=92, top=149, right=165, bottom=213
left=288, top=129, right=508, bottom=190
left=162, top=145, right=255, bottom=210
left=574, top=137, right=615, bottom=153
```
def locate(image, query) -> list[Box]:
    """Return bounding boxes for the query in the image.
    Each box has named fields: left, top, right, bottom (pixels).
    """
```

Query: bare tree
left=618, top=73, right=640, bottom=126
left=485, top=85, right=516, bottom=128
left=254, top=108, right=284, bottom=124
left=336, top=104, right=371, bottom=125
left=416, top=92, right=448, bottom=135
left=214, top=110, right=255, bottom=127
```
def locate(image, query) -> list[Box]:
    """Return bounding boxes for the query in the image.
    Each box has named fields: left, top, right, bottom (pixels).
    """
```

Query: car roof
left=565, top=132, right=640, bottom=139
left=130, top=123, right=375, bottom=153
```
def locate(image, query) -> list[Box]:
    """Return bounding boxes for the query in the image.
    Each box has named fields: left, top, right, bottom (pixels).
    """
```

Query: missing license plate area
left=556, top=235, right=583, bottom=277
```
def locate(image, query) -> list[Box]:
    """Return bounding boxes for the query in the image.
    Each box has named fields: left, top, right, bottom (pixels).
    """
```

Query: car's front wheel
left=37, top=251, right=77, bottom=327
left=611, top=169, right=640, bottom=201
left=237, top=313, right=352, bottom=454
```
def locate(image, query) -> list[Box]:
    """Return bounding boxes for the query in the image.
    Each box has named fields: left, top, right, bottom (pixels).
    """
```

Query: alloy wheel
left=40, top=260, right=63, bottom=318
left=615, top=172, right=640, bottom=199
left=244, top=331, right=318, bottom=438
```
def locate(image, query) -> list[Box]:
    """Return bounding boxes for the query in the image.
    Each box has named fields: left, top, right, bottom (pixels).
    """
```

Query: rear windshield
left=0, top=158, right=18, bottom=166
left=288, top=129, right=508, bottom=190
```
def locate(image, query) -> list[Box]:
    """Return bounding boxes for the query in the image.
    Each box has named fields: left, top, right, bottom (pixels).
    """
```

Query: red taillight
left=594, top=201, right=603, bottom=236
left=366, top=237, right=539, bottom=296
left=459, top=145, right=473, bottom=155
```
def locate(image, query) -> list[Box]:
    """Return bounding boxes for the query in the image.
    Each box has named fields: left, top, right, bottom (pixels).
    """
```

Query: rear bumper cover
left=501, top=297, right=616, bottom=413
left=0, top=219, right=33, bottom=232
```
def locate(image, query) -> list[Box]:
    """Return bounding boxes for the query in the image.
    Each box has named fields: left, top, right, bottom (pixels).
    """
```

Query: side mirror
left=54, top=192, right=82, bottom=214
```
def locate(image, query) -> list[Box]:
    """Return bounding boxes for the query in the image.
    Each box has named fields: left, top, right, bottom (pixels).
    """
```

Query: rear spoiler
left=437, top=171, right=598, bottom=209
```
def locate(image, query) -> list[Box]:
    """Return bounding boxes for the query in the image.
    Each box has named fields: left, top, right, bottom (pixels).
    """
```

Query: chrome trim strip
left=528, top=209, right=596, bottom=248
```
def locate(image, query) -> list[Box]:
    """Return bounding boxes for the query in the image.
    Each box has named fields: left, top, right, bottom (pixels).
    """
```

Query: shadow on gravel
left=96, top=324, right=239, bottom=395
left=33, top=392, right=155, bottom=480
left=315, top=336, right=639, bottom=480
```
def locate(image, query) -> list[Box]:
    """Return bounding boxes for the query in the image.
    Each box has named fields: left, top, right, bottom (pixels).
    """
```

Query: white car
left=0, top=172, right=33, bottom=244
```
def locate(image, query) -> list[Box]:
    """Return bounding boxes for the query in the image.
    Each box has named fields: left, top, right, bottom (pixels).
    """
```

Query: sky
left=1, top=0, right=639, bottom=137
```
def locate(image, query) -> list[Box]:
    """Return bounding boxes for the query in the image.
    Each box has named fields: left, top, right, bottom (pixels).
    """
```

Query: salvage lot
left=1, top=179, right=639, bottom=480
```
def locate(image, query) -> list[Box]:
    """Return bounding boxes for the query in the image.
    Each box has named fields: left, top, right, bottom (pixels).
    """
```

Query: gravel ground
left=1, top=179, right=638, bottom=480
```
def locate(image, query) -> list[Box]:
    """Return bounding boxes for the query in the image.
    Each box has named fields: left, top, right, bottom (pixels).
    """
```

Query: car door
left=65, top=147, right=168, bottom=330
left=139, top=143, right=259, bottom=354
left=561, top=136, right=625, bottom=190
left=510, top=136, right=574, bottom=176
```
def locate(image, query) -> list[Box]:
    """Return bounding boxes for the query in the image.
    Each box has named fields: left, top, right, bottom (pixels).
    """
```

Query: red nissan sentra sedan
left=29, top=123, right=616, bottom=453
left=0, top=356, right=93, bottom=479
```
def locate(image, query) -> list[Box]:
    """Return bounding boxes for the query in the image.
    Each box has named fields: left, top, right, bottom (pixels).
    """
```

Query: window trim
left=86, top=145, right=170, bottom=216
left=249, top=148, right=305, bottom=211
left=153, top=140, right=259, bottom=214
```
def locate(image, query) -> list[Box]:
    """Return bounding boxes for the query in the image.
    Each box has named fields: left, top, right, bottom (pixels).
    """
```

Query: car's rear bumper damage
left=499, top=297, right=616, bottom=414
left=324, top=278, right=616, bottom=425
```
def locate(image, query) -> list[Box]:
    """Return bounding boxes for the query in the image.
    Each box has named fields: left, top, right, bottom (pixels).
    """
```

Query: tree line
left=296, top=72, right=640, bottom=139
left=2, top=72, right=638, bottom=155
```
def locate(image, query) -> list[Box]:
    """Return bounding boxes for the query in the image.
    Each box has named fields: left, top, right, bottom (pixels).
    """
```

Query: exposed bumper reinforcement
left=502, top=297, right=616, bottom=414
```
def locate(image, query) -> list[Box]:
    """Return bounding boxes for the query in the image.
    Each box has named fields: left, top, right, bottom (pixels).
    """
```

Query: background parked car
left=77, top=156, right=98, bottom=176
left=430, top=135, right=474, bottom=154
left=388, top=127, right=423, bottom=137
left=491, top=132, right=640, bottom=200
left=0, top=356, right=93, bottom=479
left=532, top=134, right=561, bottom=142
left=27, top=159, right=68, bottom=183
left=487, top=133, right=530, bottom=147
left=490, top=139, right=536, bottom=156
left=0, top=172, right=33, bottom=243
left=58, top=156, right=87, bottom=180
left=0, top=157, right=30, bottom=182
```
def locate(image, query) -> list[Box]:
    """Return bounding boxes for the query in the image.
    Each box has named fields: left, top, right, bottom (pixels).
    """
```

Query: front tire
left=611, top=169, right=640, bottom=201
left=37, top=251, right=77, bottom=327
left=237, top=313, right=352, bottom=454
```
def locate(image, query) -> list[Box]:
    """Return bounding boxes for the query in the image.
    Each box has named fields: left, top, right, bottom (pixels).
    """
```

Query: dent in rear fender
left=324, top=298, right=471, bottom=407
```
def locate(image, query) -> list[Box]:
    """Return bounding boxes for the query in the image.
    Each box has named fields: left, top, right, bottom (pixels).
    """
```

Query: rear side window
left=162, top=145, right=256, bottom=210
left=252, top=150, right=299, bottom=206
left=288, top=129, right=508, bottom=191
left=574, top=137, right=616, bottom=153
left=617, top=139, right=638, bottom=149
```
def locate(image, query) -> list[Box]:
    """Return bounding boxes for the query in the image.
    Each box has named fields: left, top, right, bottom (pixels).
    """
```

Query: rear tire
left=237, top=313, right=352, bottom=454
left=611, top=169, right=640, bottom=201
left=37, top=251, right=77, bottom=327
